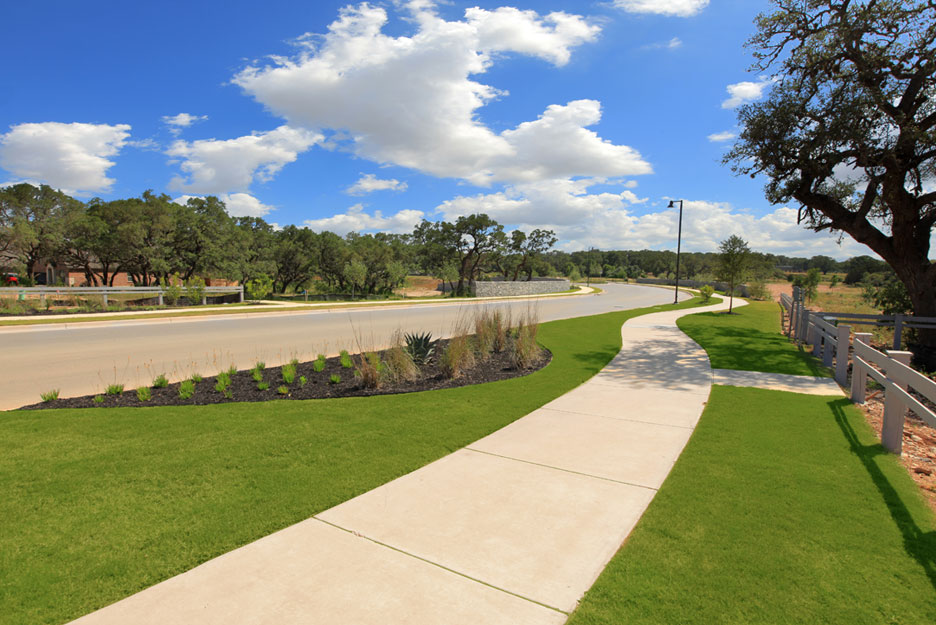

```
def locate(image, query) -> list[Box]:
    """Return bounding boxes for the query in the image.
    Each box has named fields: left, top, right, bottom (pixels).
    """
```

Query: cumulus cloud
left=707, top=130, right=737, bottom=143
left=173, top=192, right=275, bottom=218
left=162, top=113, right=208, bottom=135
left=613, top=0, right=709, bottom=17
left=304, top=203, right=424, bottom=236
left=166, top=125, right=321, bottom=194
left=346, top=173, right=408, bottom=195
left=0, top=121, right=131, bottom=194
left=232, top=3, right=648, bottom=186
left=722, top=77, right=777, bottom=109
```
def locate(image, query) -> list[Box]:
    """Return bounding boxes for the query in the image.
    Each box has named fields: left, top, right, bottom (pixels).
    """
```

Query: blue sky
left=0, top=0, right=879, bottom=258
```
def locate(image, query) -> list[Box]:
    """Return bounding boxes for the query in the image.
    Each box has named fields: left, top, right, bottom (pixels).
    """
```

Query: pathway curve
left=71, top=296, right=739, bottom=625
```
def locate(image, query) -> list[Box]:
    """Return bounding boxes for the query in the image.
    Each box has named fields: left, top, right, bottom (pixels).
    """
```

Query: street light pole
left=668, top=199, right=684, bottom=304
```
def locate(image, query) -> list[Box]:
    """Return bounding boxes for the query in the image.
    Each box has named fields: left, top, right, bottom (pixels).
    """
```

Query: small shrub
left=255, top=361, right=266, bottom=371
left=699, top=285, right=715, bottom=302
left=257, top=381, right=270, bottom=391
left=40, top=389, right=60, bottom=403
left=329, top=373, right=341, bottom=385
left=160, top=274, right=182, bottom=306
left=251, top=367, right=264, bottom=383
left=152, top=374, right=169, bottom=388
left=289, top=357, right=299, bottom=367
left=313, top=354, right=327, bottom=372
left=178, top=379, right=196, bottom=399
left=747, top=279, right=770, bottom=301
left=93, top=395, right=105, bottom=404
left=184, top=276, right=207, bottom=306
left=404, top=332, right=435, bottom=364
left=440, top=335, right=476, bottom=379
left=281, top=363, right=296, bottom=385
left=277, top=385, right=289, bottom=395
left=105, top=383, right=124, bottom=396
left=299, top=375, right=307, bottom=387
left=246, top=273, right=273, bottom=301
left=215, top=371, right=231, bottom=393
left=223, top=388, right=233, bottom=399
left=136, top=387, right=152, bottom=402
left=191, top=373, right=203, bottom=384
left=384, top=343, right=419, bottom=383
left=339, top=350, right=353, bottom=369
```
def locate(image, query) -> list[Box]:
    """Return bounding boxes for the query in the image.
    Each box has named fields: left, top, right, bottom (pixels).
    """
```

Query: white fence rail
left=780, top=286, right=936, bottom=454
left=0, top=285, right=244, bottom=306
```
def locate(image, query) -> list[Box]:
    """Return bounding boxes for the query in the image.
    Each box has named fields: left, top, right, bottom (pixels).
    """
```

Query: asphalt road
left=1, top=284, right=680, bottom=411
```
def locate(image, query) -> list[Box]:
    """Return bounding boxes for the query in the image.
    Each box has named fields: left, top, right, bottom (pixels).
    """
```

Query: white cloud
left=613, top=0, right=709, bottom=17
left=162, top=113, right=208, bottom=136
left=0, top=122, right=130, bottom=194
left=643, top=37, right=682, bottom=50
left=173, top=192, right=275, bottom=218
left=722, top=77, right=776, bottom=109
left=232, top=3, right=647, bottom=186
left=304, top=203, right=424, bottom=236
left=166, top=125, right=321, bottom=194
left=707, top=130, right=737, bottom=143
left=346, top=173, right=408, bottom=195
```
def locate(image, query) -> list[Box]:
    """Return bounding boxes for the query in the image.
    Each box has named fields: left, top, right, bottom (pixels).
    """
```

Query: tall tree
left=0, top=183, right=83, bottom=279
left=718, top=235, right=751, bottom=314
left=726, top=0, right=936, bottom=363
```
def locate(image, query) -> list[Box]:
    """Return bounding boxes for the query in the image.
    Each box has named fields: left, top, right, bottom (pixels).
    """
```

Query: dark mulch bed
left=24, top=339, right=551, bottom=410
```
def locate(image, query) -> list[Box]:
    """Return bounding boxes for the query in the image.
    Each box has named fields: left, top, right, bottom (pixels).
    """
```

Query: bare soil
left=23, top=339, right=550, bottom=410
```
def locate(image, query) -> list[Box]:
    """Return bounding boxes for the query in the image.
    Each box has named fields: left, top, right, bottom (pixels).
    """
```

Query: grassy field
left=677, top=299, right=831, bottom=377
left=568, top=386, right=936, bottom=625
left=0, top=296, right=711, bottom=625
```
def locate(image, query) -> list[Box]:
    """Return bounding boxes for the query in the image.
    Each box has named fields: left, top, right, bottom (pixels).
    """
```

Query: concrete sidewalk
left=714, top=369, right=844, bottom=396
left=70, top=297, right=739, bottom=625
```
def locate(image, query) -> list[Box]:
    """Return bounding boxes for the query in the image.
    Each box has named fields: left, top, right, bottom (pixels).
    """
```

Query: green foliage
left=717, top=235, right=751, bottom=312
left=441, top=334, right=476, bottom=379
left=40, top=389, right=59, bottom=403
left=355, top=352, right=387, bottom=389
left=747, top=279, right=770, bottom=301
left=214, top=371, right=231, bottom=393
left=183, top=276, right=206, bottom=305
left=178, top=380, right=195, bottom=400
left=105, top=384, right=124, bottom=396
left=699, top=285, right=715, bottom=302
left=152, top=374, right=168, bottom=389
left=793, top=268, right=821, bottom=302
left=257, top=381, right=270, bottom=391
left=339, top=350, right=352, bottom=369
left=281, top=363, right=296, bottom=385
left=251, top=368, right=263, bottom=383
left=313, top=354, right=326, bottom=373
left=862, top=278, right=913, bottom=316
left=254, top=361, right=265, bottom=371
left=136, top=387, right=151, bottom=402
left=828, top=274, right=841, bottom=290
left=510, top=311, right=542, bottom=369
left=160, top=275, right=183, bottom=306
left=245, top=273, right=273, bottom=300
left=191, top=373, right=202, bottom=384
left=329, top=373, right=341, bottom=385
left=226, top=364, right=237, bottom=377
left=403, top=332, right=435, bottom=365
left=92, top=395, right=104, bottom=404
left=298, top=375, right=307, bottom=387
left=383, top=343, right=419, bottom=383
left=277, top=385, right=289, bottom=396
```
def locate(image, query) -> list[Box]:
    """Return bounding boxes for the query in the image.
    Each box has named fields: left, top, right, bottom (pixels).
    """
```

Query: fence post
left=239, top=286, right=245, bottom=303
left=201, top=294, right=207, bottom=306
left=158, top=290, right=164, bottom=306
left=102, top=290, right=108, bottom=307
left=835, top=324, right=850, bottom=387
left=881, top=350, right=912, bottom=454
left=851, top=332, right=872, bottom=403
left=893, top=314, right=904, bottom=350
left=822, top=325, right=835, bottom=368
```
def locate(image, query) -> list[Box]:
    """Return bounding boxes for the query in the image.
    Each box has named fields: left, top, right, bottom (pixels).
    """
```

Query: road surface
left=1, top=284, right=680, bottom=410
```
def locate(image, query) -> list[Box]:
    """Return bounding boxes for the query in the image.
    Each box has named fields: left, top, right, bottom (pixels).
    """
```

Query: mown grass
left=568, top=386, right=936, bottom=625
left=0, top=296, right=712, bottom=625
left=677, top=299, right=831, bottom=377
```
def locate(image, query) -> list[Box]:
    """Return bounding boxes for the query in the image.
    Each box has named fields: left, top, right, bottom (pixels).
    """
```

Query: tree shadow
left=830, top=398, right=936, bottom=591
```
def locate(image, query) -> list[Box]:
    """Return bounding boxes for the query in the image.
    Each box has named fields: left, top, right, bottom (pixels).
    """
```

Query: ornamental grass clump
left=339, top=350, right=353, bottom=369
left=329, top=373, right=341, bottom=385
left=40, top=389, right=59, bottom=403
left=257, top=381, right=270, bottom=391
left=152, top=374, right=168, bottom=389
left=178, top=380, right=195, bottom=400
left=473, top=309, right=498, bottom=359
left=384, top=331, right=419, bottom=383
left=281, top=363, right=296, bottom=385
left=105, top=384, right=124, bottom=396
left=191, top=372, right=203, bottom=384
left=492, top=308, right=511, bottom=353
left=441, top=333, right=476, bottom=379
left=277, top=385, right=289, bottom=396
left=510, top=309, right=542, bottom=370
left=214, top=371, right=231, bottom=394
left=136, top=387, right=152, bottom=402
left=355, top=352, right=387, bottom=389
left=251, top=366, right=264, bottom=383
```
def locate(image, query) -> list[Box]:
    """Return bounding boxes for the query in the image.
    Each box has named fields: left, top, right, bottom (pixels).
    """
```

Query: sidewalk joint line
left=539, top=406, right=696, bottom=430
left=464, top=447, right=660, bottom=491
left=311, top=517, right=569, bottom=616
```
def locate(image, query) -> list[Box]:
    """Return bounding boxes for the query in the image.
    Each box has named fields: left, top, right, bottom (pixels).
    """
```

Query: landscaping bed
left=23, top=338, right=551, bottom=410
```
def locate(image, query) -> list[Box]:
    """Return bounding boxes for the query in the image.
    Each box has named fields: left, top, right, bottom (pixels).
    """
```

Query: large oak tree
left=726, top=0, right=936, bottom=362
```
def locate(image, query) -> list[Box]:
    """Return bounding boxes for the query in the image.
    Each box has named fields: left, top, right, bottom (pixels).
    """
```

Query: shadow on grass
left=831, top=399, right=936, bottom=591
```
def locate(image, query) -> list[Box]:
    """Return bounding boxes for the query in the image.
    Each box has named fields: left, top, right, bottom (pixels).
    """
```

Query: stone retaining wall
left=472, top=279, right=571, bottom=297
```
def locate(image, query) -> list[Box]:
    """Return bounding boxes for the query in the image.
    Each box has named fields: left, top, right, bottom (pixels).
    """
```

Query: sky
left=0, top=0, right=893, bottom=259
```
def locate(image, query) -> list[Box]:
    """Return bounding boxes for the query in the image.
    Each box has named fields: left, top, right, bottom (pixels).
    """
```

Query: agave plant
left=404, top=331, right=436, bottom=365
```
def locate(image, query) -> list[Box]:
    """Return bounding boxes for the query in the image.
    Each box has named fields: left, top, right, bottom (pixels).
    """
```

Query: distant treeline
left=1, top=183, right=887, bottom=295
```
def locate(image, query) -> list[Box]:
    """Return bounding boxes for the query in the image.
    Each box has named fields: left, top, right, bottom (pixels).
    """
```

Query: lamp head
left=667, top=200, right=675, bottom=208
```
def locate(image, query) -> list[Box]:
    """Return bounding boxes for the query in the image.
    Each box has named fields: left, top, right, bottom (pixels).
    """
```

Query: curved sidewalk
left=71, top=297, right=739, bottom=625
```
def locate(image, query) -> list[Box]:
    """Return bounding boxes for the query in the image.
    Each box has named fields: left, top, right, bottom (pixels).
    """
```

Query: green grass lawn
left=0, top=296, right=712, bottom=625
left=678, top=299, right=831, bottom=377
left=568, top=385, right=936, bottom=625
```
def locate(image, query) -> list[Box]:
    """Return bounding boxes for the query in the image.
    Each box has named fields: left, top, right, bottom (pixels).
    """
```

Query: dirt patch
left=396, top=276, right=443, bottom=298
left=23, top=339, right=550, bottom=411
